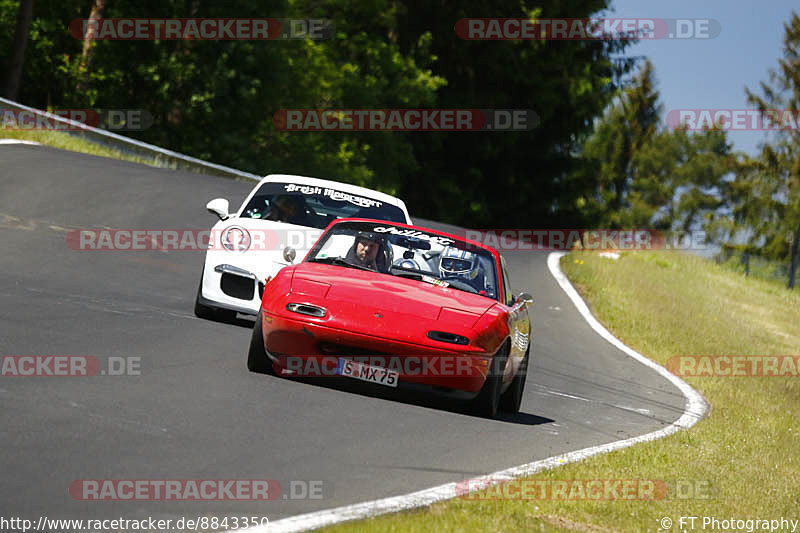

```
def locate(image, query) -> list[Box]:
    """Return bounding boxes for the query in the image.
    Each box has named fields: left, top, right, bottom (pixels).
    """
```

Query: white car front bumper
left=199, top=251, right=295, bottom=315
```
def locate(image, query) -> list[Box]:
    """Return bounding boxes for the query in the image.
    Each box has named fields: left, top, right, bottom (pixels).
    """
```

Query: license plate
left=336, top=358, right=398, bottom=388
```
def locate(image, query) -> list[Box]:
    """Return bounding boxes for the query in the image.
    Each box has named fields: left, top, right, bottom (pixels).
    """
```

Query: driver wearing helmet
left=439, top=246, right=486, bottom=292
left=267, top=195, right=308, bottom=225
left=345, top=231, right=391, bottom=272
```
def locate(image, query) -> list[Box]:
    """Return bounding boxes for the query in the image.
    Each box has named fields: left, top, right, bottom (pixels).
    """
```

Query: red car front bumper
left=261, top=312, right=493, bottom=393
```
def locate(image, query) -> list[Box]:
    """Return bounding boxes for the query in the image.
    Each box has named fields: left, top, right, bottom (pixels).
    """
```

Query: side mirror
left=283, top=246, right=297, bottom=264
left=206, top=198, right=230, bottom=221
left=517, top=292, right=534, bottom=308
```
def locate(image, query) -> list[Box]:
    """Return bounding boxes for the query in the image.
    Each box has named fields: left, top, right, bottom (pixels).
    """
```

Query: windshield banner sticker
left=283, top=183, right=382, bottom=208
left=372, top=226, right=455, bottom=246
left=323, top=189, right=381, bottom=208
left=284, top=183, right=322, bottom=195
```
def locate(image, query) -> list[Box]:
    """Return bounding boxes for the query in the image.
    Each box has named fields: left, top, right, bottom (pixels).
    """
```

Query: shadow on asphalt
left=251, top=371, right=555, bottom=425
left=195, top=312, right=256, bottom=328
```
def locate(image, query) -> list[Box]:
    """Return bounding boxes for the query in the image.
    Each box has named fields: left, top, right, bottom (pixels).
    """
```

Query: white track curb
left=0, top=139, right=41, bottom=145
left=244, top=251, right=709, bottom=532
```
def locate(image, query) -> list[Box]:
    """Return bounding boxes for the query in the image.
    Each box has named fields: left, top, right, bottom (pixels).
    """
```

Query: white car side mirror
left=206, top=198, right=230, bottom=220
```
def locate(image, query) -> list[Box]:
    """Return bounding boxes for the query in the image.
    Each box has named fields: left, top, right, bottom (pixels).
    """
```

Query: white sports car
left=195, top=174, right=412, bottom=319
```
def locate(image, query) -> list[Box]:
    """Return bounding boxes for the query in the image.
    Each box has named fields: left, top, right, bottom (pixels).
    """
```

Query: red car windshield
left=306, top=221, right=499, bottom=300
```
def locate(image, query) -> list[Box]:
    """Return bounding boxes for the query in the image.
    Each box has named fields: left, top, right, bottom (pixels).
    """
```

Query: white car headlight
left=221, top=226, right=252, bottom=252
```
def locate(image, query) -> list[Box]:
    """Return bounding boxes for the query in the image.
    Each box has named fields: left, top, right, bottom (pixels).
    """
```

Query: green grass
left=0, top=129, right=157, bottom=166
left=0, top=128, right=253, bottom=181
left=716, top=251, right=794, bottom=289
left=320, top=251, right=800, bottom=532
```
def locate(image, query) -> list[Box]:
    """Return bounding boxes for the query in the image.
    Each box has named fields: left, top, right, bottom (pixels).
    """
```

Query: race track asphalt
left=0, top=144, right=689, bottom=523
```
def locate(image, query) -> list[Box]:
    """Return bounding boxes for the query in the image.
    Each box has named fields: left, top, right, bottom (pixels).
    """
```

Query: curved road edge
left=545, top=251, right=710, bottom=426
left=242, top=251, right=711, bottom=533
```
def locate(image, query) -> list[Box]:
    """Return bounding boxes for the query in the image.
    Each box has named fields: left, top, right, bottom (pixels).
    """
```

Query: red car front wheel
left=471, top=342, right=509, bottom=418
left=500, top=344, right=529, bottom=414
left=247, top=311, right=274, bottom=374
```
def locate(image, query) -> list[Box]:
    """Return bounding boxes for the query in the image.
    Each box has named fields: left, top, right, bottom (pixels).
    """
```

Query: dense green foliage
left=2, top=0, right=633, bottom=228
left=2, top=1, right=799, bottom=285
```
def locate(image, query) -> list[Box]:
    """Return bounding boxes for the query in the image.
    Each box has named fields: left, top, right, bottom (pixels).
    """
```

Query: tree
left=265, top=0, right=446, bottom=192
left=742, top=11, right=800, bottom=288
left=1, top=0, right=34, bottom=100
left=75, top=0, right=104, bottom=94
left=579, top=60, right=663, bottom=228
left=394, top=0, right=637, bottom=228
left=579, top=61, right=734, bottom=236
left=645, top=127, right=733, bottom=234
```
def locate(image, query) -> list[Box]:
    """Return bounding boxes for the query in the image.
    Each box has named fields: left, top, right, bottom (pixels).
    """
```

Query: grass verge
left=0, top=129, right=156, bottom=166
left=0, top=129, right=255, bottom=181
left=715, top=250, right=794, bottom=289
left=320, top=251, right=800, bottom=532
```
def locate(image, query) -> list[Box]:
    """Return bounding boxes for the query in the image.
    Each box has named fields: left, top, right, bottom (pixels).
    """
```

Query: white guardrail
left=0, top=96, right=261, bottom=181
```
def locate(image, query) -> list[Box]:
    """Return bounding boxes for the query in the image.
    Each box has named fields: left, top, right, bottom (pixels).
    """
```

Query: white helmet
left=439, top=247, right=481, bottom=280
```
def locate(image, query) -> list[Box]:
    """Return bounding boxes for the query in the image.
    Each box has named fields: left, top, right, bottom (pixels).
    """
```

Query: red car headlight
left=427, top=331, right=469, bottom=345
left=286, top=303, right=327, bottom=318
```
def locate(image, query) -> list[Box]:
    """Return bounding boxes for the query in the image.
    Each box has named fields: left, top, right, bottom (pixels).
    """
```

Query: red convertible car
left=247, top=219, right=533, bottom=417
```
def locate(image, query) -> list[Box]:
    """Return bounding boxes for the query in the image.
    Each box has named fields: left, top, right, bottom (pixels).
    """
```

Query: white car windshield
left=306, top=221, right=499, bottom=300
left=239, top=182, right=407, bottom=229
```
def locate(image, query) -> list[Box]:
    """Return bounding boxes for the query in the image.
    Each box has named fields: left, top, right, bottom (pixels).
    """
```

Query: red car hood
left=287, top=263, right=499, bottom=342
